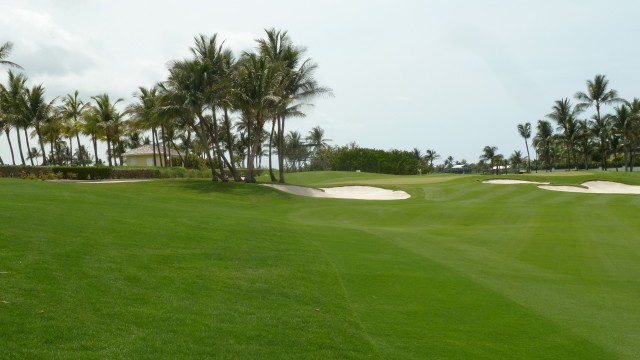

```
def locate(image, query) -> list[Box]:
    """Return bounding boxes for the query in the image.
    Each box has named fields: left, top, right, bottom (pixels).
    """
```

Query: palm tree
left=510, top=150, right=523, bottom=173
left=22, top=85, right=57, bottom=165
left=546, top=98, right=581, bottom=169
left=161, top=60, right=224, bottom=180
left=576, top=119, right=594, bottom=170
left=0, top=70, right=28, bottom=165
left=575, top=74, right=622, bottom=121
left=535, top=120, right=554, bottom=171
left=480, top=146, right=498, bottom=174
left=234, top=52, right=282, bottom=182
left=0, top=42, right=22, bottom=69
left=610, top=103, right=634, bottom=171
left=60, top=91, right=88, bottom=166
left=306, top=126, right=331, bottom=154
left=90, top=94, right=123, bottom=167
left=589, top=113, right=612, bottom=170
left=257, top=28, right=332, bottom=183
left=517, top=122, right=532, bottom=172
left=424, top=149, right=440, bottom=172
left=128, top=86, right=161, bottom=166
left=189, top=34, right=237, bottom=179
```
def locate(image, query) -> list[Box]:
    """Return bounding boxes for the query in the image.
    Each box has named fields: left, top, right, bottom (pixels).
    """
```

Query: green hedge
left=0, top=165, right=53, bottom=178
left=52, top=166, right=113, bottom=180
left=331, top=147, right=420, bottom=175
left=112, top=168, right=161, bottom=179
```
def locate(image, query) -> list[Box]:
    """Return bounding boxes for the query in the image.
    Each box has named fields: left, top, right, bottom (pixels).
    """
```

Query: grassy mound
left=1, top=171, right=639, bottom=358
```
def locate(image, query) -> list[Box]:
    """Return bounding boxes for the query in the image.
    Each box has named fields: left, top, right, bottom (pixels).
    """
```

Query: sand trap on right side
left=539, top=181, right=640, bottom=194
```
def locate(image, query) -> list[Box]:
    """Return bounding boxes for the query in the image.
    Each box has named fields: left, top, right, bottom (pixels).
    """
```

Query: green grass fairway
left=2, top=172, right=640, bottom=359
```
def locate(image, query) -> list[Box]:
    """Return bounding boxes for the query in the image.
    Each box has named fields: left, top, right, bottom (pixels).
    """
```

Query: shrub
left=0, top=165, right=53, bottom=178
left=52, top=166, right=112, bottom=180
left=112, top=168, right=161, bottom=179
left=330, top=147, right=420, bottom=175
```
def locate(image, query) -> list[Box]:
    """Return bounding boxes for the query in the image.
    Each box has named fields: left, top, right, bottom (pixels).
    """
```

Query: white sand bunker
left=483, top=179, right=550, bottom=185
left=539, top=181, right=640, bottom=194
left=262, top=184, right=410, bottom=200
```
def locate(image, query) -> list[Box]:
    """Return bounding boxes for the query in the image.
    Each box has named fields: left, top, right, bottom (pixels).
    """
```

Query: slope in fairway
left=1, top=172, right=639, bottom=359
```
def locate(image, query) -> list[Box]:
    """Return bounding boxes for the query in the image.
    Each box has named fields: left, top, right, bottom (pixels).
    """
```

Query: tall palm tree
left=234, top=52, right=282, bottom=182
left=90, top=94, right=123, bottom=167
left=517, top=122, right=532, bottom=172
left=546, top=98, right=581, bottom=169
left=161, top=60, right=223, bottom=180
left=81, top=107, right=102, bottom=165
left=257, top=28, right=332, bottom=183
left=610, top=103, right=634, bottom=171
left=128, top=86, right=162, bottom=166
left=0, top=70, right=28, bottom=165
left=60, top=90, right=88, bottom=166
left=189, top=34, right=236, bottom=179
left=22, top=85, right=56, bottom=165
left=575, top=74, right=622, bottom=121
left=535, top=120, right=554, bottom=172
left=626, top=98, right=640, bottom=171
left=576, top=119, right=594, bottom=170
left=589, top=113, right=612, bottom=170
left=0, top=42, right=22, bottom=69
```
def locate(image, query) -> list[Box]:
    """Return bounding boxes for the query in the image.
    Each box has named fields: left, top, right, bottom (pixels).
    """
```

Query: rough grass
left=1, top=171, right=640, bottom=359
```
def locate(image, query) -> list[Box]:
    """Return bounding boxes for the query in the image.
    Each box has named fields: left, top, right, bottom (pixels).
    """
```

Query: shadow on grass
left=162, top=178, right=279, bottom=197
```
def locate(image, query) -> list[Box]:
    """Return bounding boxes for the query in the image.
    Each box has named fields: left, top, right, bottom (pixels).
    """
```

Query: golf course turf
left=1, top=171, right=639, bottom=359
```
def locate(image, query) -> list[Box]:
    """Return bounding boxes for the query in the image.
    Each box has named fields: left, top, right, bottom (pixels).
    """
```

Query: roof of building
left=123, top=144, right=156, bottom=156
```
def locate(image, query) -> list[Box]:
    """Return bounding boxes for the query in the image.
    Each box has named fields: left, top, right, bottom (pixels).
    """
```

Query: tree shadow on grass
left=164, top=179, right=279, bottom=197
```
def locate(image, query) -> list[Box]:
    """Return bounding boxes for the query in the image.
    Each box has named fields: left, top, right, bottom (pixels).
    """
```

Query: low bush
left=112, top=168, right=161, bottom=179
left=52, top=166, right=112, bottom=180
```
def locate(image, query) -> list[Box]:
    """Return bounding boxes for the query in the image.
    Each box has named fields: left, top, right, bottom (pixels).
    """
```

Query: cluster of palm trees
left=514, top=74, right=639, bottom=172
left=0, top=30, right=331, bottom=183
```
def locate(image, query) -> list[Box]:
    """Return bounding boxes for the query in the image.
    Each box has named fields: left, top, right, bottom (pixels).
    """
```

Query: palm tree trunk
left=278, top=115, right=286, bottom=183
left=223, top=108, right=240, bottom=181
left=24, top=128, right=34, bottom=166
left=106, top=133, right=112, bottom=167
left=524, top=138, right=531, bottom=173
left=92, top=135, right=99, bottom=165
left=5, top=128, right=16, bottom=165
left=161, top=125, right=167, bottom=168
left=195, top=116, right=220, bottom=181
left=75, top=133, right=84, bottom=166
left=154, top=129, right=163, bottom=167
left=208, top=110, right=229, bottom=181
left=151, top=127, right=157, bottom=166
left=16, top=128, right=25, bottom=165
left=171, top=142, right=183, bottom=166
left=268, top=117, right=277, bottom=182
left=68, top=135, right=74, bottom=164
left=35, top=125, right=47, bottom=166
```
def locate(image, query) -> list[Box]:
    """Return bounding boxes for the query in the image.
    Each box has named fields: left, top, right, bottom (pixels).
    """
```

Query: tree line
left=481, top=74, right=639, bottom=174
left=0, top=30, right=331, bottom=183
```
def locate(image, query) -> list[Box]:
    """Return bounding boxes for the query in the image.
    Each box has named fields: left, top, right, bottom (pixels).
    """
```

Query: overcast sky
left=2, top=0, right=640, bottom=164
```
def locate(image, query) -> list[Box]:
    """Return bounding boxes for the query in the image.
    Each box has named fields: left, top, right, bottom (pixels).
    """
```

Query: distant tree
left=480, top=146, right=499, bottom=174
left=535, top=120, right=554, bottom=171
left=424, top=149, right=440, bottom=172
left=547, top=98, right=581, bottom=169
left=510, top=150, right=523, bottom=173
left=59, top=90, right=88, bottom=166
left=517, top=122, right=532, bottom=173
